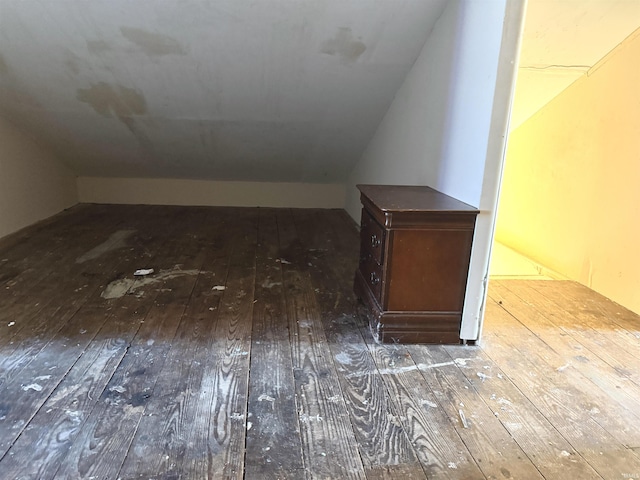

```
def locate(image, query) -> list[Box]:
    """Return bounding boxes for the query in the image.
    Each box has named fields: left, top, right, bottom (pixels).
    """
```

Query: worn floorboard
left=279, top=209, right=367, bottom=479
left=245, top=208, right=305, bottom=479
left=1, top=204, right=640, bottom=479
left=489, top=281, right=640, bottom=447
left=291, top=209, right=422, bottom=476
left=406, top=344, right=545, bottom=480
left=481, top=300, right=640, bottom=479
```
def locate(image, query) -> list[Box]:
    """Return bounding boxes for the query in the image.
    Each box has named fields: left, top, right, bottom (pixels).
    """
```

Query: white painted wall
left=346, top=0, right=526, bottom=341
left=0, top=117, right=77, bottom=239
left=345, top=0, right=462, bottom=220
left=78, top=177, right=345, bottom=209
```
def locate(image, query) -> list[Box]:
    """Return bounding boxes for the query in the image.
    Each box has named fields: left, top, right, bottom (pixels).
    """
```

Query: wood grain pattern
left=116, top=208, right=235, bottom=479
left=278, top=209, right=367, bottom=479
left=406, top=344, right=545, bottom=480
left=0, top=205, right=118, bottom=345
left=244, top=208, right=305, bottom=478
left=532, top=280, right=640, bottom=339
left=0, top=298, right=150, bottom=479
left=0, top=205, right=147, bottom=316
left=0, top=205, right=168, bottom=467
left=179, top=209, right=258, bottom=479
left=528, top=280, right=640, bottom=365
left=364, top=464, right=428, bottom=480
left=292, top=209, right=422, bottom=472
left=54, top=303, right=187, bottom=479
left=490, top=281, right=640, bottom=446
left=482, top=298, right=640, bottom=478
left=444, top=343, right=603, bottom=480
left=362, top=338, right=485, bottom=479
left=51, top=208, right=209, bottom=479
left=0, top=305, right=112, bottom=459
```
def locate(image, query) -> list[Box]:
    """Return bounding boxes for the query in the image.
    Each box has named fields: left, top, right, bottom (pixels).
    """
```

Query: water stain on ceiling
left=0, top=0, right=448, bottom=183
left=76, top=82, right=154, bottom=158
left=77, top=83, right=147, bottom=119
left=321, top=27, right=366, bottom=63
left=119, top=27, right=187, bottom=56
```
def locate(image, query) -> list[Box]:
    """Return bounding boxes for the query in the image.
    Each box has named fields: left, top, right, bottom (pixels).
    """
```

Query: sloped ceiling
left=0, top=0, right=446, bottom=183
left=512, top=0, right=640, bottom=130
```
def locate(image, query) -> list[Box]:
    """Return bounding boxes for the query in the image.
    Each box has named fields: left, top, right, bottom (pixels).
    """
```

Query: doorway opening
left=490, top=0, right=640, bottom=317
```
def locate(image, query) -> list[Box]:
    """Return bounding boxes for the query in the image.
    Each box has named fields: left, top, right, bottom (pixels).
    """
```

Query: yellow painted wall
left=496, top=29, right=640, bottom=314
left=0, top=117, right=78, bottom=240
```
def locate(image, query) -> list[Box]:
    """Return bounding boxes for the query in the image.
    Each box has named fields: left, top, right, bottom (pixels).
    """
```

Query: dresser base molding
left=354, top=270, right=461, bottom=344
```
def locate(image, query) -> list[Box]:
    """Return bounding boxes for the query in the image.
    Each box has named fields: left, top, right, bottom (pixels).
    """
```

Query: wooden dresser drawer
left=360, top=209, right=385, bottom=265
left=358, top=254, right=383, bottom=301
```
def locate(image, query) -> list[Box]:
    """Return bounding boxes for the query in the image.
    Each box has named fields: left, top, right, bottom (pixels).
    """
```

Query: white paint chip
left=299, top=413, right=323, bottom=423
left=101, top=266, right=200, bottom=299
left=134, top=268, right=154, bottom=276
left=258, top=394, right=276, bottom=403
left=22, top=383, right=43, bottom=392
left=458, top=409, right=469, bottom=428
left=261, top=280, right=281, bottom=289
left=346, top=360, right=462, bottom=378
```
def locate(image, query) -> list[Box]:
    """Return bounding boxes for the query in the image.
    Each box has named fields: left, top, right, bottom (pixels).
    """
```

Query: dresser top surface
left=357, top=185, right=479, bottom=214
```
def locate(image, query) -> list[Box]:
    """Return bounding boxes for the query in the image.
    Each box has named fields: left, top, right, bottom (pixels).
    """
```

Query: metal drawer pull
left=371, top=234, right=381, bottom=247
left=370, top=272, right=380, bottom=285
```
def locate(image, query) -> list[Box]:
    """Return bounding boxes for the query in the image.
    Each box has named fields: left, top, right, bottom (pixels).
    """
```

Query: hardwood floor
left=1, top=204, right=639, bottom=479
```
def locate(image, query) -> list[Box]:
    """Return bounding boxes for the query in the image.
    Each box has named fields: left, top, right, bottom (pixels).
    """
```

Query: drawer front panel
left=360, top=209, right=385, bottom=265
left=358, top=255, right=383, bottom=302
left=386, top=228, right=474, bottom=312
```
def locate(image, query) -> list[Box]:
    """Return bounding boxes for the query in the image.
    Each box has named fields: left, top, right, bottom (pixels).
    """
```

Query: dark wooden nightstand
left=353, top=184, right=479, bottom=344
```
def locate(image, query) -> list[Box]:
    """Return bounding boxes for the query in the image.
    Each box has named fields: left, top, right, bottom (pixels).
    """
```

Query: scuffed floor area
left=1, top=204, right=639, bottom=479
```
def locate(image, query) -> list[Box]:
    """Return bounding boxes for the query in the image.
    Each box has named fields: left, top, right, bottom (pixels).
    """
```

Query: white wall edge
left=459, top=0, right=527, bottom=341
left=77, top=177, right=347, bottom=209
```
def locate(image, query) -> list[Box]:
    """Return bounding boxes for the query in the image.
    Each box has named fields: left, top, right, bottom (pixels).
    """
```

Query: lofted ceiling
left=0, top=0, right=447, bottom=183
left=512, top=0, right=640, bottom=130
